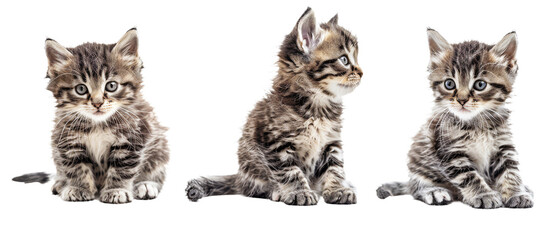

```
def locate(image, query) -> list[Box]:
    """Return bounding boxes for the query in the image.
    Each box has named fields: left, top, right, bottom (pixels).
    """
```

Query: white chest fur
left=84, top=128, right=117, bottom=164
left=293, top=117, right=340, bottom=165
left=465, top=132, right=497, bottom=174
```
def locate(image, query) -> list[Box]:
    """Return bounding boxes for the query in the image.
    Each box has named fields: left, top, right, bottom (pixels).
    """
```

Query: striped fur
left=14, top=28, right=169, bottom=204
left=186, top=8, right=363, bottom=205
left=377, top=29, right=533, bottom=209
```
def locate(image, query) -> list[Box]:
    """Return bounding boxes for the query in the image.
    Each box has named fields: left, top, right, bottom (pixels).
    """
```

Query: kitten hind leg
left=51, top=178, right=67, bottom=195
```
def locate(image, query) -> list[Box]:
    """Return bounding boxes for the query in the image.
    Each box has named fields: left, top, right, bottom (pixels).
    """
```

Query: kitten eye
left=105, top=81, right=118, bottom=92
left=444, top=79, right=456, bottom=90
left=339, top=56, right=349, bottom=65
left=473, top=80, right=487, bottom=91
left=75, top=84, right=88, bottom=95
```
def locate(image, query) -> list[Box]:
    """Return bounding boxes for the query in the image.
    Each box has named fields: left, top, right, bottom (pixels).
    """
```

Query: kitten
left=376, top=29, right=533, bottom=209
left=12, top=28, right=169, bottom=204
left=186, top=8, right=363, bottom=205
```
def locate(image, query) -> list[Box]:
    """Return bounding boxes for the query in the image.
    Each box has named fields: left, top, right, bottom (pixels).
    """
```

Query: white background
left=1, top=0, right=557, bottom=239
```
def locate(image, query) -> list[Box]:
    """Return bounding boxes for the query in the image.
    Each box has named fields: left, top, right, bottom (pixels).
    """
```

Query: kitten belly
left=84, top=128, right=116, bottom=164
left=293, top=117, right=339, bottom=171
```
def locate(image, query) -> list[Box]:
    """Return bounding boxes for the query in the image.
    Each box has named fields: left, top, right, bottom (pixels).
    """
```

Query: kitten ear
left=328, top=14, right=338, bottom=25
left=427, top=28, right=451, bottom=57
left=296, top=7, right=323, bottom=54
left=45, top=39, right=73, bottom=76
left=112, top=28, right=142, bottom=69
left=114, top=28, right=139, bottom=56
left=491, top=31, right=517, bottom=61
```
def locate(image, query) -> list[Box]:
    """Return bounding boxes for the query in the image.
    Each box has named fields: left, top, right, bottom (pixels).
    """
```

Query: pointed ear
left=328, top=14, right=338, bottom=25
left=113, top=28, right=139, bottom=57
left=296, top=8, right=323, bottom=54
left=112, top=28, right=141, bottom=69
left=491, top=31, right=517, bottom=61
left=45, top=38, right=73, bottom=76
left=427, top=29, right=451, bottom=57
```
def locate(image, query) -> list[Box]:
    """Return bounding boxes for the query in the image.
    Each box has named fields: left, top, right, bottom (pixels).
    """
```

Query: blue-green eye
left=75, top=84, right=88, bottom=95
left=473, top=80, right=487, bottom=91
left=339, top=56, right=349, bottom=65
left=444, top=79, right=456, bottom=90
left=105, top=81, right=118, bottom=92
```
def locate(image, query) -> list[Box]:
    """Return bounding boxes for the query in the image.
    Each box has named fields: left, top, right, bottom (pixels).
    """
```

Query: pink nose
left=92, top=102, right=103, bottom=108
left=457, top=99, right=468, bottom=106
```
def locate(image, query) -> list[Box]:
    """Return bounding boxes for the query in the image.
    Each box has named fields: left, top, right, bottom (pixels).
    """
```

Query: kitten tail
left=12, top=172, right=52, bottom=184
left=186, top=174, right=238, bottom=202
left=376, top=182, right=409, bottom=199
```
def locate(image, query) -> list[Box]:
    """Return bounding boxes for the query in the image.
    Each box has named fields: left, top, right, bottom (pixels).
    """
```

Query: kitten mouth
left=458, top=107, right=471, bottom=113
left=93, top=110, right=105, bottom=115
left=339, top=77, right=361, bottom=87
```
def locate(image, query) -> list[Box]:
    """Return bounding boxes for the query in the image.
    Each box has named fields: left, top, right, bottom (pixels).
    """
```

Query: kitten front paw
left=323, top=188, right=357, bottom=204
left=134, top=181, right=160, bottom=200
left=281, top=190, right=318, bottom=206
left=417, top=187, right=452, bottom=205
left=464, top=191, right=503, bottom=209
left=504, top=193, right=533, bottom=208
left=59, top=186, right=95, bottom=202
left=99, top=189, right=132, bottom=204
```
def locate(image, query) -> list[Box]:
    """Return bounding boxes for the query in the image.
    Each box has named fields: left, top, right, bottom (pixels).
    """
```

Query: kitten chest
left=294, top=117, right=340, bottom=168
left=465, top=132, right=497, bottom=175
left=83, top=128, right=117, bottom=164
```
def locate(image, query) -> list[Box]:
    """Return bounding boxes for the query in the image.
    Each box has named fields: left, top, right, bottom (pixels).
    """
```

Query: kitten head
left=277, top=8, right=363, bottom=97
left=45, top=28, right=143, bottom=123
left=427, top=29, right=517, bottom=121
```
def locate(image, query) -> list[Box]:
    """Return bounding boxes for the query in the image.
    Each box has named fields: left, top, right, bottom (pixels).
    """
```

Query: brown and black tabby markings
left=186, top=8, right=363, bottom=205
left=377, top=29, right=533, bottom=209
left=13, top=29, right=169, bottom=204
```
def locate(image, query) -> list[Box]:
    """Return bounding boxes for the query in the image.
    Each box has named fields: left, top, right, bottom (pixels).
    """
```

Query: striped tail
left=12, top=172, right=52, bottom=184
left=376, top=182, right=409, bottom=199
left=186, top=174, right=239, bottom=202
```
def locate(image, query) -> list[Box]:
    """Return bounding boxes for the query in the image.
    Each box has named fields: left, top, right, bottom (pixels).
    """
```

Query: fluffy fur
left=377, top=29, right=533, bottom=209
left=13, top=28, right=169, bottom=204
left=186, top=8, right=363, bottom=205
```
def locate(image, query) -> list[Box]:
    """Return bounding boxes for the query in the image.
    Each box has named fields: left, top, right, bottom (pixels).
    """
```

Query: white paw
left=134, top=182, right=160, bottom=200
left=418, top=188, right=452, bottom=205
left=465, top=191, right=503, bottom=209
left=99, top=189, right=132, bottom=204
left=281, top=189, right=318, bottom=206
left=323, top=188, right=357, bottom=204
left=59, top=186, right=95, bottom=202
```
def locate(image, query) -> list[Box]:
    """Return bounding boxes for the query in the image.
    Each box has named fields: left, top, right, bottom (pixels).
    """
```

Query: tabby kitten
left=376, top=29, right=533, bottom=209
left=186, top=8, right=363, bottom=205
left=12, top=28, right=169, bottom=204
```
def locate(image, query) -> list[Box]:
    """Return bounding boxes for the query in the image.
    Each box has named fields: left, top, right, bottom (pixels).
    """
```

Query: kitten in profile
left=12, top=28, right=169, bottom=204
left=186, top=8, right=363, bottom=205
left=377, top=29, right=533, bottom=209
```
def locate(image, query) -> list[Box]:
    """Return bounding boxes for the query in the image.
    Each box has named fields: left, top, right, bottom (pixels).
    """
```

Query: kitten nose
left=352, top=66, right=363, bottom=78
left=92, top=102, right=104, bottom=109
left=457, top=99, right=468, bottom=106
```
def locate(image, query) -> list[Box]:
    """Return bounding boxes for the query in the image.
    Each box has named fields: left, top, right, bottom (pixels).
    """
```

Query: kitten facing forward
left=377, top=29, right=533, bottom=209
left=186, top=8, right=363, bottom=205
left=12, top=28, right=169, bottom=204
